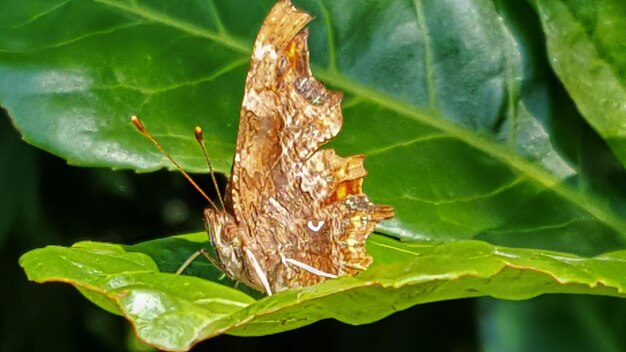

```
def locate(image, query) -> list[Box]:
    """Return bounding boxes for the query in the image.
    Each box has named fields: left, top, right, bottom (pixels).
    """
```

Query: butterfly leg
left=175, top=248, right=222, bottom=275
left=280, top=254, right=338, bottom=279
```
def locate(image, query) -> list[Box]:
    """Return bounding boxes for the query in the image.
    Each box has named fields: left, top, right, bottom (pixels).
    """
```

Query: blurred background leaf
left=479, top=296, right=626, bottom=352
left=530, top=0, right=626, bottom=167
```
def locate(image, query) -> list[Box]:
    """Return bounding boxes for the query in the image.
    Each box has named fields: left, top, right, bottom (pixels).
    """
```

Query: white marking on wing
left=245, top=248, right=272, bottom=296
left=268, top=197, right=289, bottom=216
left=307, top=220, right=325, bottom=232
left=281, top=254, right=337, bottom=279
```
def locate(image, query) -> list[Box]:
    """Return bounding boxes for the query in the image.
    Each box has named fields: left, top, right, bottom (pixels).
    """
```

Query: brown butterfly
left=132, top=0, right=393, bottom=295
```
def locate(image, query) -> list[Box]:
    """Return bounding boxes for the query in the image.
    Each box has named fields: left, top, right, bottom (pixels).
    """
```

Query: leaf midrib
left=93, top=0, right=626, bottom=238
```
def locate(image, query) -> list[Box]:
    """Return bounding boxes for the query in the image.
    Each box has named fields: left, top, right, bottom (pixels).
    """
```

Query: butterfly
left=132, top=0, right=393, bottom=295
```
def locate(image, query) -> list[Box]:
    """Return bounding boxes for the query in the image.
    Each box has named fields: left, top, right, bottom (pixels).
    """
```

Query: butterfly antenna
left=194, top=126, right=226, bottom=210
left=130, top=115, right=219, bottom=211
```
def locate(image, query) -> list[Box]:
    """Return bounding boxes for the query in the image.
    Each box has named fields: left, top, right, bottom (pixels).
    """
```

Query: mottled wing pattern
left=227, top=1, right=323, bottom=220
left=207, top=0, right=393, bottom=294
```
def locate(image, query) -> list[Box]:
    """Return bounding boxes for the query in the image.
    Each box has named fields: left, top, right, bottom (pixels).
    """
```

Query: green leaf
left=531, top=0, right=626, bottom=167
left=1, top=0, right=625, bottom=252
left=19, top=232, right=626, bottom=351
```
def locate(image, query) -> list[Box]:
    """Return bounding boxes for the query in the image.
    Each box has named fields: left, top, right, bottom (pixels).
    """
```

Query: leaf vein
left=97, top=57, right=248, bottom=96
left=486, top=218, right=584, bottom=235
left=316, top=1, right=338, bottom=73
left=94, top=0, right=248, bottom=54
left=206, top=0, right=225, bottom=34
left=412, top=0, right=437, bottom=108
left=399, top=176, right=525, bottom=205
left=0, top=22, right=143, bottom=54
left=363, top=133, right=450, bottom=157
left=2, top=0, right=72, bottom=30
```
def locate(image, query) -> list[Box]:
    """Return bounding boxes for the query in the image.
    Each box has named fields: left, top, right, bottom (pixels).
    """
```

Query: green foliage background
left=1, top=0, right=626, bottom=351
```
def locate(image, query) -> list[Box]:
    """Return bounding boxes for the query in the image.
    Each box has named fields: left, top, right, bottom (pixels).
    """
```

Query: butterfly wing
left=226, top=1, right=324, bottom=216
left=221, top=0, right=393, bottom=293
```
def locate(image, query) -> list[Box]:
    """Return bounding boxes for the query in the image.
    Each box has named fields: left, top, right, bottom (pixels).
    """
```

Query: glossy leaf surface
left=2, top=1, right=625, bottom=250
left=20, top=232, right=626, bottom=351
